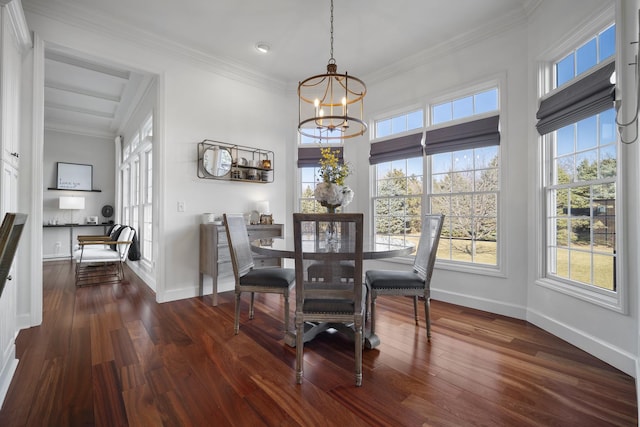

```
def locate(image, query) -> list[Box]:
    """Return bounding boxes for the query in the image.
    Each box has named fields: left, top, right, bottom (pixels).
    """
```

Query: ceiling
left=24, top=0, right=542, bottom=138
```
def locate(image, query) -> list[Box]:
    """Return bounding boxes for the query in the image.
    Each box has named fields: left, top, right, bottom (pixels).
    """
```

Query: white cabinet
left=0, top=6, right=21, bottom=169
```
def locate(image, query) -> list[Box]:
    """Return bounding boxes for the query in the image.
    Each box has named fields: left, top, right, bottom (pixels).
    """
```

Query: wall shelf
left=47, top=187, right=102, bottom=192
left=197, top=140, right=273, bottom=183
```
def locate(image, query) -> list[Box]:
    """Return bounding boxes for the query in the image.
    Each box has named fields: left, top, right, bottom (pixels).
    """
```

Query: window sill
left=435, top=259, right=506, bottom=278
left=535, top=277, right=625, bottom=313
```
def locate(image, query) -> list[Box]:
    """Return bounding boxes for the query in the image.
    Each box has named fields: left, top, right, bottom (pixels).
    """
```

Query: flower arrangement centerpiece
left=313, top=147, right=354, bottom=213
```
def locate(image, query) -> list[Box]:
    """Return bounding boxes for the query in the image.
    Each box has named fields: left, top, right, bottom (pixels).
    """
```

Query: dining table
left=251, top=236, right=415, bottom=348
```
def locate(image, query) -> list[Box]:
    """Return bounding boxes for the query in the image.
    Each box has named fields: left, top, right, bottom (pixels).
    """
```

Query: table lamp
left=59, top=196, right=85, bottom=225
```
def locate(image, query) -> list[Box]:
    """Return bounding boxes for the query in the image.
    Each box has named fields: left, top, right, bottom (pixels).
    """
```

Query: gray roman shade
left=368, top=131, right=424, bottom=165
left=424, top=115, right=500, bottom=156
left=536, top=61, right=615, bottom=135
left=297, top=146, right=343, bottom=168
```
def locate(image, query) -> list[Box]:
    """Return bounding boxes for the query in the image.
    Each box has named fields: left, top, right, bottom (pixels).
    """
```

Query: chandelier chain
left=329, top=0, right=334, bottom=62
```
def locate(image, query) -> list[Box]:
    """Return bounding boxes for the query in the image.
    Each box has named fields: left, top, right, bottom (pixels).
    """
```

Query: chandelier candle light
left=298, top=0, right=367, bottom=141
left=314, top=147, right=353, bottom=213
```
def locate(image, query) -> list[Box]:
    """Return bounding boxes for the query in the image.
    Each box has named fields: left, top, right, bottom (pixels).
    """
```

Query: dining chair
left=223, top=213, right=295, bottom=335
left=293, top=212, right=365, bottom=386
left=365, top=213, right=444, bottom=341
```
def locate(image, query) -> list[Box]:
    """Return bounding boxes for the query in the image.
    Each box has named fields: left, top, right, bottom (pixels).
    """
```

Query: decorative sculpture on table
left=314, top=147, right=353, bottom=213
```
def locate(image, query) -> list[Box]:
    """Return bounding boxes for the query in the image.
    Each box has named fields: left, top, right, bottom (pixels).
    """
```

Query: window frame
left=119, top=113, right=154, bottom=268
left=535, top=15, right=625, bottom=313
left=369, top=107, right=426, bottom=260
left=424, top=81, right=504, bottom=276
left=297, top=142, right=346, bottom=213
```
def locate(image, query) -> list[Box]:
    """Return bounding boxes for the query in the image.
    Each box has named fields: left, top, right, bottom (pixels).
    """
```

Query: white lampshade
left=256, top=200, right=270, bottom=214
left=59, top=196, right=85, bottom=210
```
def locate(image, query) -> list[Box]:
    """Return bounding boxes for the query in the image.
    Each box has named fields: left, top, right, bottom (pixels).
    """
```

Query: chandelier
left=298, top=0, right=367, bottom=141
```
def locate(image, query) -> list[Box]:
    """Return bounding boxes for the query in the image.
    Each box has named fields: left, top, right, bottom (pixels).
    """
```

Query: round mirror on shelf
left=202, top=146, right=232, bottom=177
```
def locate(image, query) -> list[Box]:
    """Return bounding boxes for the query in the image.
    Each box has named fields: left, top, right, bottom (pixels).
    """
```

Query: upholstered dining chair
left=293, top=213, right=365, bottom=386
left=223, top=213, right=295, bottom=335
left=365, top=213, right=444, bottom=341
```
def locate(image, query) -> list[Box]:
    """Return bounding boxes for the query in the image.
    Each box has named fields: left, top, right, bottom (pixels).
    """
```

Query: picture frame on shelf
left=56, top=162, right=93, bottom=191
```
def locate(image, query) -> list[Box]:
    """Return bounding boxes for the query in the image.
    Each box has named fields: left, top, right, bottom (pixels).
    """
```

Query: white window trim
left=534, top=7, right=626, bottom=313
left=425, top=77, right=507, bottom=278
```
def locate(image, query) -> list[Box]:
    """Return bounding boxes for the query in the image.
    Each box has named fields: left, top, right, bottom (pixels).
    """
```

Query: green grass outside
left=387, top=235, right=615, bottom=291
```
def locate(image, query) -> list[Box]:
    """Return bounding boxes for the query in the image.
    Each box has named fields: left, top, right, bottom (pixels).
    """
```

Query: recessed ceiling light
left=255, top=43, right=271, bottom=54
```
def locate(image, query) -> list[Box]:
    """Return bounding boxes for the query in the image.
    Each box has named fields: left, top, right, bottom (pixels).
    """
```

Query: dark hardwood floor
left=0, top=261, right=636, bottom=426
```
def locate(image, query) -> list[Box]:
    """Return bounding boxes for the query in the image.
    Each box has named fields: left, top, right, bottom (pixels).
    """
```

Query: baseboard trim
left=0, top=345, right=17, bottom=409
left=527, top=308, right=636, bottom=376
left=431, top=288, right=636, bottom=377
left=431, top=288, right=527, bottom=319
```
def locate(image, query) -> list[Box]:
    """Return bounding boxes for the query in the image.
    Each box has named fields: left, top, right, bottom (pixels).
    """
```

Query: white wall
left=42, top=130, right=115, bottom=258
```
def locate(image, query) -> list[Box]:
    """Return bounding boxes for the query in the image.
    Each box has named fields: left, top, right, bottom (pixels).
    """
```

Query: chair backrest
left=413, top=214, right=445, bottom=282
left=293, top=213, right=363, bottom=311
left=0, top=212, right=27, bottom=299
left=115, top=226, right=134, bottom=261
left=223, top=213, right=255, bottom=280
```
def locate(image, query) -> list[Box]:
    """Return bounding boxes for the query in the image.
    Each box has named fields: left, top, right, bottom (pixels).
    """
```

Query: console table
left=43, top=223, right=110, bottom=258
left=199, top=223, right=283, bottom=306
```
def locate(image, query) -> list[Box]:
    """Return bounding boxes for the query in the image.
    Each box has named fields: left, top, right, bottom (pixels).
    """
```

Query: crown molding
left=44, top=80, right=121, bottom=103
left=4, top=0, right=32, bottom=51
left=44, top=122, right=115, bottom=139
left=45, top=101, right=114, bottom=118
left=363, top=4, right=533, bottom=86
left=22, top=0, right=287, bottom=93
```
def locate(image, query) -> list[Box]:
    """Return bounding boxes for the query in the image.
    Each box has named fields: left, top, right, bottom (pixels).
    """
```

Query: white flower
left=314, top=182, right=353, bottom=207
left=340, top=186, right=353, bottom=207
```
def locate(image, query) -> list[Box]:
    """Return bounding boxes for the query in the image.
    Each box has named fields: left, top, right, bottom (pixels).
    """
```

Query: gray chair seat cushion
left=365, top=270, right=425, bottom=290
left=302, top=284, right=367, bottom=314
left=240, top=267, right=295, bottom=288
left=303, top=299, right=355, bottom=314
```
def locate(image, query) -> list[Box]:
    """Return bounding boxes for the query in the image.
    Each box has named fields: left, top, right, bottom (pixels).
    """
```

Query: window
left=375, top=109, right=423, bottom=138
left=120, top=114, right=154, bottom=265
left=300, top=163, right=323, bottom=213
left=143, top=150, right=153, bottom=263
left=427, top=88, right=500, bottom=268
left=538, top=23, right=618, bottom=306
left=371, top=110, right=425, bottom=250
left=547, top=111, right=616, bottom=290
left=432, top=88, right=498, bottom=125
left=429, top=145, right=499, bottom=265
left=298, top=145, right=344, bottom=213
left=373, top=157, right=423, bottom=249
left=555, top=24, right=615, bottom=88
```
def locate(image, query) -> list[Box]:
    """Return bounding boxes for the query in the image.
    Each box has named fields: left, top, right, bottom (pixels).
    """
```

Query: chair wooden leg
left=295, top=314, right=304, bottom=384
left=370, top=294, right=377, bottom=336
left=424, top=297, right=431, bottom=340
left=249, top=292, right=255, bottom=319
left=234, top=292, right=241, bottom=335
left=283, top=293, right=290, bottom=333
left=413, top=296, right=419, bottom=325
left=355, top=316, right=363, bottom=387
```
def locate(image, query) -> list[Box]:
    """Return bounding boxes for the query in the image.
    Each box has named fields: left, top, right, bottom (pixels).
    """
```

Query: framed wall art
left=56, top=162, right=93, bottom=190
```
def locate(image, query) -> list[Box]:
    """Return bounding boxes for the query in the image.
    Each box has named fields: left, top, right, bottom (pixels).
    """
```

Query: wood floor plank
left=0, top=261, right=635, bottom=426
left=92, top=360, right=128, bottom=427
